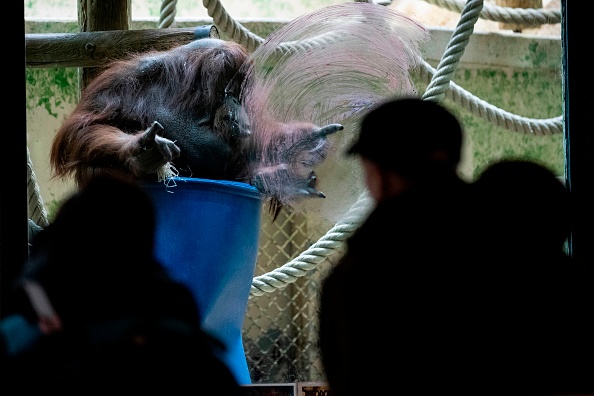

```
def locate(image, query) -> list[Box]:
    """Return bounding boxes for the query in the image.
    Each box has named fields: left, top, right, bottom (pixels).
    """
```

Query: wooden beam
left=79, top=0, right=131, bottom=87
left=25, top=26, right=219, bottom=69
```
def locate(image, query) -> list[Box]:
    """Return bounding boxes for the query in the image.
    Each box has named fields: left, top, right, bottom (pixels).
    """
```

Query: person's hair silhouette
left=348, top=96, right=462, bottom=175
left=473, top=158, right=571, bottom=260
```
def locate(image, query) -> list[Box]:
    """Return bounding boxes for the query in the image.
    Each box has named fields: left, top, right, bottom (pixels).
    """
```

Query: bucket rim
left=144, top=177, right=263, bottom=200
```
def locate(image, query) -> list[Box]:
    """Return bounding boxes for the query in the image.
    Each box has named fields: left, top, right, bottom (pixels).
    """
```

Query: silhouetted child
left=1, top=174, right=242, bottom=394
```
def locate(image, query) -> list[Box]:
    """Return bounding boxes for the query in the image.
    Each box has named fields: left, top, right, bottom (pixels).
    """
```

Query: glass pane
left=24, top=0, right=566, bottom=387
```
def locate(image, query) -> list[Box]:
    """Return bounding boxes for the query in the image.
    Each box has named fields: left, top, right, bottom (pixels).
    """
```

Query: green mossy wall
left=442, top=66, right=563, bottom=180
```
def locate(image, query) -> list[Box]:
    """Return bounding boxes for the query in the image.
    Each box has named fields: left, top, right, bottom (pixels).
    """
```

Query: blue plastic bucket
left=143, top=177, right=263, bottom=384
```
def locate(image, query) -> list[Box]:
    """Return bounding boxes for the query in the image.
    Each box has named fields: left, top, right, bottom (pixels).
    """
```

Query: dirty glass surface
left=24, top=0, right=565, bottom=385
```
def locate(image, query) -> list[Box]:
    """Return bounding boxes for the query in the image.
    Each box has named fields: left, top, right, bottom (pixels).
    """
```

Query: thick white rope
left=159, top=0, right=178, bottom=28
left=250, top=192, right=373, bottom=297
left=418, top=60, right=563, bottom=135
left=422, top=0, right=560, bottom=26
left=203, top=0, right=562, bottom=136
left=202, top=0, right=265, bottom=52
left=27, top=146, right=49, bottom=228
left=422, top=0, right=483, bottom=103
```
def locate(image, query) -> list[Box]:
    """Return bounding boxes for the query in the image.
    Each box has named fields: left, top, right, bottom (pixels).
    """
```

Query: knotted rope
left=27, top=146, right=49, bottom=228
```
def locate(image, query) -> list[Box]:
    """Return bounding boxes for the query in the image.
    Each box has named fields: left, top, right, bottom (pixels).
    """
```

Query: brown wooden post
left=78, top=0, right=131, bottom=89
left=496, top=0, right=543, bottom=32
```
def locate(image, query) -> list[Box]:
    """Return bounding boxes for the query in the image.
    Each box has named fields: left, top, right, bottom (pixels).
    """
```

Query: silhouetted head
left=474, top=159, right=570, bottom=252
left=48, top=174, right=156, bottom=259
left=347, top=97, right=463, bottom=177
left=21, top=174, right=162, bottom=326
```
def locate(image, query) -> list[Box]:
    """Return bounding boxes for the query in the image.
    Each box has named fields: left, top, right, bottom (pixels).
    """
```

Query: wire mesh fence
left=243, top=206, right=344, bottom=383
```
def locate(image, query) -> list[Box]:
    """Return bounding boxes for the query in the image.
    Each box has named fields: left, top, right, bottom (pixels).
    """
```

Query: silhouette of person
left=318, top=97, right=476, bottom=396
left=319, top=96, right=594, bottom=394
left=470, top=158, right=594, bottom=394
left=472, top=159, right=571, bottom=263
left=1, top=173, right=242, bottom=394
